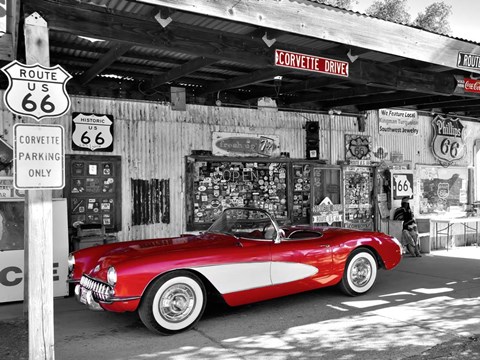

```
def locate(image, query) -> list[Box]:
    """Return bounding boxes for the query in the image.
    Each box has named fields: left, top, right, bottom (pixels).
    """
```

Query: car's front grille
left=80, top=275, right=113, bottom=301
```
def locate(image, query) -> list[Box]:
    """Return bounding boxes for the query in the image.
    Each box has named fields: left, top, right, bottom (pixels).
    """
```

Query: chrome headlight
left=107, top=267, right=117, bottom=286
left=67, top=253, right=75, bottom=272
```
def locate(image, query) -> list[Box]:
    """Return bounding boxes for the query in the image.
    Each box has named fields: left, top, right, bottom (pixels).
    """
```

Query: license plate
left=79, top=287, right=89, bottom=305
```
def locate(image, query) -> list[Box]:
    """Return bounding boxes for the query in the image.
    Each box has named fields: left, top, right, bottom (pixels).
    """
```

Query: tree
left=318, top=0, right=355, bottom=10
left=365, top=0, right=453, bottom=36
left=413, top=2, right=452, bottom=35
left=366, top=0, right=410, bottom=23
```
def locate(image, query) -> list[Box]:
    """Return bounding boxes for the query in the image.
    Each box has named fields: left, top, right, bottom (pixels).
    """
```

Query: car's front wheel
left=138, top=271, right=206, bottom=335
left=340, top=248, right=377, bottom=296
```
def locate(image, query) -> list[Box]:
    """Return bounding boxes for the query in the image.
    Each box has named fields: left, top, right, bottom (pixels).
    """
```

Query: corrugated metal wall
left=1, top=92, right=479, bottom=241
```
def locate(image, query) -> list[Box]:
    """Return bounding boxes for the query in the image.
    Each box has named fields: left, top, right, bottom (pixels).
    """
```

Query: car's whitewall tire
left=138, top=271, right=206, bottom=335
left=340, top=248, right=377, bottom=296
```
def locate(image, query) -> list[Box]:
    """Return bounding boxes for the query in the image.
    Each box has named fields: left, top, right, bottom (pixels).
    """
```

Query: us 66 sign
left=1, top=60, right=72, bottom=121
left=72, top=113, right=114, bottom=152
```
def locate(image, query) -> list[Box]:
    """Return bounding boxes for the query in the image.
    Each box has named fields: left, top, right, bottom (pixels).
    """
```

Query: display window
left=65, top=155, right=122, bottom=232
left=185, top=156, right=342, bottom=231
left=186, top=157, right=289, bottom=230
left=311, top=166, right=343, bottom=226
left=343, top=166, right=375, bottom=230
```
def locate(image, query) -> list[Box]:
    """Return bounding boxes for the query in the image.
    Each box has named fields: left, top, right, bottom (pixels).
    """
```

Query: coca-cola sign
left=464, top=78, right=480, bottom=94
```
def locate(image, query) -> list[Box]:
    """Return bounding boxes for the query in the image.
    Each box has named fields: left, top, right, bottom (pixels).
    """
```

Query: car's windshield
left=207, top=208, right=278, bottom=240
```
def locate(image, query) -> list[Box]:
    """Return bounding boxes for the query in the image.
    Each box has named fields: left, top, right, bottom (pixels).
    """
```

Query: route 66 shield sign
left=1, top=60, right=72, bottom=121
left=72, top=113, right=114, bottom=152
left=430, top=115, right=466, bottom=165
left=437, top=183, right=450, bottom=199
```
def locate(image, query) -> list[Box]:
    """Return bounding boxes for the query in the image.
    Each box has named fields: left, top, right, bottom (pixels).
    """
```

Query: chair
left=71, top=224, right=116, bottom=251
left=416, top=219, right=431, bottom=253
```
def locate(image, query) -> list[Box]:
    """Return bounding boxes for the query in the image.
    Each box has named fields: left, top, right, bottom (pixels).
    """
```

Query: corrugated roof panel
left=305, top=0, right=480, bottom=45
left=86, top=0, right=154, bottom=17
left=171, top=11, right=257, bottom=35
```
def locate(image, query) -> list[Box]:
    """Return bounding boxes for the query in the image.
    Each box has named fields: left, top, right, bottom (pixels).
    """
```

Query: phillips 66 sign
left=1, top=60, right=72, bottom=121
left=431, top=115, right=466, bottom=166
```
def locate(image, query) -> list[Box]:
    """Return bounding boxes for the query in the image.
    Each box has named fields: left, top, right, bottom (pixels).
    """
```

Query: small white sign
left=72, top=113, right=114, bottom=151
left=378, top=108, right=419, bottom=136
left=13, top=123, right=65, bottom=190
left=0, top=177, right=24, bottom=199
left=1, top=60, right=72, bottom=121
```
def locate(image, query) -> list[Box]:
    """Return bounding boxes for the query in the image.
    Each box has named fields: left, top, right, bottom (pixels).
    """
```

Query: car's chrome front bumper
left=75, top=284, right=104, bottom=311
left=74, top=274, right=141, bottom=311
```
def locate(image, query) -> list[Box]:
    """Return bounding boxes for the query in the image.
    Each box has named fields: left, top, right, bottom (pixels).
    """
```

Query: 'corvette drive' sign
left=275, top=49, right=348, bottom=77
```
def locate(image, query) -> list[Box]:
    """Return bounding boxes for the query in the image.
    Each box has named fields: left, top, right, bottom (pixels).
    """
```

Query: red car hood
left=94, top=233, right=235, bottom=270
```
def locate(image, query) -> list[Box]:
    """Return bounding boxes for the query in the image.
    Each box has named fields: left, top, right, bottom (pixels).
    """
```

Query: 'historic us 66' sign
left=13, top=123, right=65, bottom=190
left=72, top=112, right=114, bottom=152
left=431, top=115, right=466, bottom=166
left=1, top=60, right=72, bottom=121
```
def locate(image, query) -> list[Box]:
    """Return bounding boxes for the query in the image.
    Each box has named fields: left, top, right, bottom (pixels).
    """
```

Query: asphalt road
left=3, top=249, right=480, bottom=359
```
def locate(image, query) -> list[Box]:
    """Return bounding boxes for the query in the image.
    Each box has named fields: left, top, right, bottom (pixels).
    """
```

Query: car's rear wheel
left=138, top=271, right=206, bottom=335
left=339, top=248, right=377, bottom=296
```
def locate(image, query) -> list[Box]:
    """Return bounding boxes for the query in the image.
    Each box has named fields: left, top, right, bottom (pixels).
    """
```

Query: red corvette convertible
left=68, top=208, right=402, bottom=335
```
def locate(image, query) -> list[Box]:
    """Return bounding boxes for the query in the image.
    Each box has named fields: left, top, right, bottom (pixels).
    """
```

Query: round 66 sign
left=1, top=60, right=72, bottom=121
left=13, top=123, right=65, bottom=190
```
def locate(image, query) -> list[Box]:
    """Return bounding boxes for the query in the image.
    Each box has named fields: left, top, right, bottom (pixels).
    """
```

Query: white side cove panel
left=271, top=262, right=318, bottom=285
left=192, top=261, right=319, bottom=294
left=192, top=262, right=271, bottom=294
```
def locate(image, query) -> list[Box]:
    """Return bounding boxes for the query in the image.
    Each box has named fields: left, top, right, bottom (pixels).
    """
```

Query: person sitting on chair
left=394, top=197, right=422, bottom=257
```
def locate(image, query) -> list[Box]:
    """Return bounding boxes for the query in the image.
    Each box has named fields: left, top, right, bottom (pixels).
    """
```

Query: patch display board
left=186, top=157, right=289, bottom=230
left=416, top=165, right=468, bottom=216
left=65, top=155, right=121, bottom=231
left=291, top=163, right=312, bottom=223
left=343, top=166, right=374, bottom=230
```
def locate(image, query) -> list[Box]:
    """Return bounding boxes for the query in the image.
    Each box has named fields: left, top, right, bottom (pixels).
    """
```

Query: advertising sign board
left=430, top=115, right=466, bottom=166
left=378, top=108, right=419, bottom=136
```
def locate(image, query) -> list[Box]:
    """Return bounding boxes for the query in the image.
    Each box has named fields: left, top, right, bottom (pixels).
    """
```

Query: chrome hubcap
left=159, top=284, right=195, bottom=322
left=350, top=257, right=372, bottom=287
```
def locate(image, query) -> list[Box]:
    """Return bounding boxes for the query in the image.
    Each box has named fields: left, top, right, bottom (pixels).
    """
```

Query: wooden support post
left=23, top=12, right=55, bottom=360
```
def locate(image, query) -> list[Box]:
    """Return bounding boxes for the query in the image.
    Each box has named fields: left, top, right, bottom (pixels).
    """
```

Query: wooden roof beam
left=356, top=94, right=449, bottom=111
left=146, top=56, right=218, bottom=91
left=286, top=85, right=391, bottom=105
left=416, top=97, right=480, bottom=110
left=78, top=43, right=133, bottom=85
left=243, top=77, right=348, bottom=100
left=199, top=68, right=291, bottom=96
